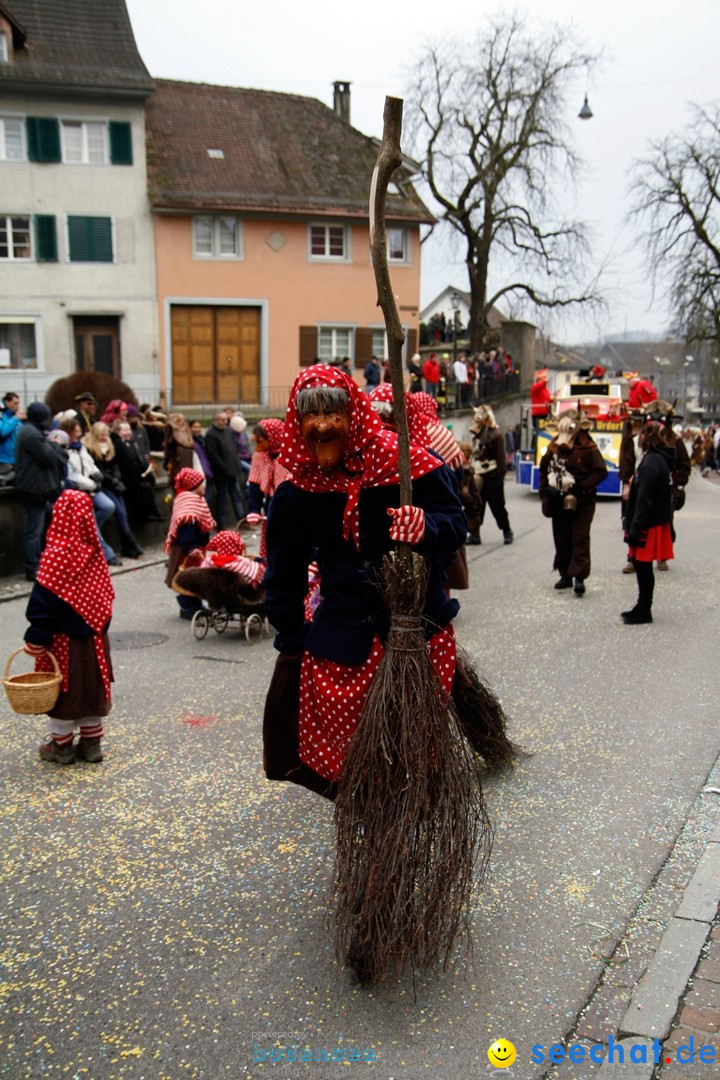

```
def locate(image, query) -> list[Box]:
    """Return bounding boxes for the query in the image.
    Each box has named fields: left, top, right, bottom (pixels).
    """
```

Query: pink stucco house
left=145, top=79, right=433, bottom=410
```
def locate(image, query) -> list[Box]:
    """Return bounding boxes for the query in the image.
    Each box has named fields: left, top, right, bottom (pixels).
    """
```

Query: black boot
left=467, top=532, right=481, bottom=546
left=554, top=576, right=573, bottom=590
left=621, top=606, right=653, bottom=624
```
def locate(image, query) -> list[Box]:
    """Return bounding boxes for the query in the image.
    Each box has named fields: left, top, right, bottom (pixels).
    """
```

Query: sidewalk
left=548, top=754, right=720, bottom=1078
left=0, top=544, right=168, bottom=604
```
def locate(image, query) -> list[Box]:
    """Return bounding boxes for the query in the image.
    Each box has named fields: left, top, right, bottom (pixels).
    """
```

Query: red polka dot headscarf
left=207, top=530, right=245, bottom=556
left=413, top=391, right=439, bottom=421
left=260, top=418, right=285, bottom=456
left=280, top=364, right=442, bottom=547
left=368, top=383, right=431, bottom=447
left=367, top=383, right=394, bottom=405
left=36, top=489, right=114, bottom=633
left=174, top=467, right=205, bottom=493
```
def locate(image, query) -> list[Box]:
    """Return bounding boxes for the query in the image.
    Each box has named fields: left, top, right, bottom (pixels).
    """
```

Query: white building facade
left=0, top=1, right=159, bottom=405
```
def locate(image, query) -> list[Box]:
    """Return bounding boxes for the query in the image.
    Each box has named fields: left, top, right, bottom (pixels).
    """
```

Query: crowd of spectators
left=417, top=348, right=517, bottom=405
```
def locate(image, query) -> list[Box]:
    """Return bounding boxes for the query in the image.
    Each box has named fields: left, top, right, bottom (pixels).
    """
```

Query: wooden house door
left=171, top=305, right=260, bottom=406
left=73, top=316, right=120, bottom=378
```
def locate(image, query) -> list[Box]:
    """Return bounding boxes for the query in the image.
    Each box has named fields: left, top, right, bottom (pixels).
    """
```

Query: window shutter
left=26, top=117, right=61, bottom=162
left=406, top=328, right=418, bottom=359
left=355, top=327, right=373, bottom=369
left=68, top=216, right=113, bottom=262
left=109, top=121, right=133, bottom=165
left=299, top=326, right=317, bottom=367
left=35, top=215, right=58, bottom=262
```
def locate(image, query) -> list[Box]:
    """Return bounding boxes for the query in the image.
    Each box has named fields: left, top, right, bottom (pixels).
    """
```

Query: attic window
left=0, top=33, right=8, bottom=63
left=207, top=148, right=224, bottom=159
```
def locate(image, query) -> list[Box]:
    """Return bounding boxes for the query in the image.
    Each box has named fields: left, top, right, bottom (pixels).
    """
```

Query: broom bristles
left=332, top=553, right=492, bottom=983
left=453, top=653, right=523, bottom=769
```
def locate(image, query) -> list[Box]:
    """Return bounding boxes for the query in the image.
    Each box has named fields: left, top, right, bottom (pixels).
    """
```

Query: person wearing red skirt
left=622, top=421, right=675, bottom=624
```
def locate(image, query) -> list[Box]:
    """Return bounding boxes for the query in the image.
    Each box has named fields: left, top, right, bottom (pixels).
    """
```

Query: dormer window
left=0, top=33, right=8, bottom=63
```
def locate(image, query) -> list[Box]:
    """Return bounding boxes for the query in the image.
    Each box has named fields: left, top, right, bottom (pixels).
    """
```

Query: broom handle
left=369, top=96, right=412, bottom=510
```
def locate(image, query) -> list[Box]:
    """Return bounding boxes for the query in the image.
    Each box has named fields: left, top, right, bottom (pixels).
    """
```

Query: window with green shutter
left=35, top=215, right=58, bottom=262
left=109, top=121, right=133, bottom=165
left=67, top=216, right=113, bottom=262
left=26, top=117, right=61, bottom=162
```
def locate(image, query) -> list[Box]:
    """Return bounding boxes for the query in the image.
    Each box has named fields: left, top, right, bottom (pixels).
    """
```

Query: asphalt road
left=0, top=471, right=719, bottom=1080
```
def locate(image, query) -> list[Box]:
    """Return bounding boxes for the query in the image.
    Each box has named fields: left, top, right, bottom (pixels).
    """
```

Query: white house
left=420, top=285, right=507, bottom=342
left=0, top=0, right=159, bottom=404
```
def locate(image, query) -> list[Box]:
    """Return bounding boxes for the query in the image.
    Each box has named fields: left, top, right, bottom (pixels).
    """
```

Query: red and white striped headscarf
left=164, top=467, right=215, bottom=552
left=35, top=490, right=114, bottom=695
left=279, top=364, right=442, bottom=547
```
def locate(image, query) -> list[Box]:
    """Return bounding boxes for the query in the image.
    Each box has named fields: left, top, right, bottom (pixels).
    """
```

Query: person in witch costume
left=23, top=490, right=114, bottom=764
left=538, top=410, right=607, bottom=595
left=262, top=365, right=515, bottom=805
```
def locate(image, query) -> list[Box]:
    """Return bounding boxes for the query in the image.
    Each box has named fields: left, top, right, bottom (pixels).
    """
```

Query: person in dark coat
left=642, top=400, right=690, bottom=572
left=622, top=422, right=675, bottom=624
left=111, top=420, right=163, bottom=524
left=14, top=402, right=66, bottom=580
left=538, top=411, right=608, bottom=595
left=363, top=356, right=381, bottom=390
left=204, top=410, right=245, bottom=527
left=23, top=490, right=114, bottom=764
left=618, top=412, right=644, bottom=573
left=468, top=405, right=514, bottom=545
left=73, top=392, right=97, bottom=436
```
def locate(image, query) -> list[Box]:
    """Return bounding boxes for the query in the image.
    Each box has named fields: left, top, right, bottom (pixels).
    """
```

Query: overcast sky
left=125, top=0, right=720, bottom=345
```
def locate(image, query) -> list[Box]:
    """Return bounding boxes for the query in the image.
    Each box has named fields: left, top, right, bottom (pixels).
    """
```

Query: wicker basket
left=3, top=648, right=62, bottom=715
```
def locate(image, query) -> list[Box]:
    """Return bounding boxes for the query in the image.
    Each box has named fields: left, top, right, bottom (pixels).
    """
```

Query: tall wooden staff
left=332, top=96, right=490, bottom=984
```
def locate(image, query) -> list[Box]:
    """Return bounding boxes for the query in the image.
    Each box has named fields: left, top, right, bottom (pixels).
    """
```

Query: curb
left=546, top=760, right=720, bottom=1078
left=0, top=551, right=169, bottom=604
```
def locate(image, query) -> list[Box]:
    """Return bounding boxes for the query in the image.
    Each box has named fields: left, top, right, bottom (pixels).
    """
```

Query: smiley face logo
left=488, top=1039, right=516, bottom=1068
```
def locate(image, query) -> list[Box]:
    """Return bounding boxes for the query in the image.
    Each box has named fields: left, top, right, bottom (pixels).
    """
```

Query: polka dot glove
left=387, top=504, right=426, bottom=545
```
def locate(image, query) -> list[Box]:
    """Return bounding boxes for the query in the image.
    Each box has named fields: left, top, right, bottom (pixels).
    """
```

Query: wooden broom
left=331, top=97, right=491, bottom=984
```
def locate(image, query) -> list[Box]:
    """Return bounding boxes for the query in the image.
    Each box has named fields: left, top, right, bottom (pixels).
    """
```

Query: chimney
left=333, top=81, right=351, bottom=124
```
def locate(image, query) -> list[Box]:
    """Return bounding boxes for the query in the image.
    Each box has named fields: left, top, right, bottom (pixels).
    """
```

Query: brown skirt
left=263, top=651, right=338, bottom=800
left=49, top=634, right=113, bottom=721
left=445, top=544, right=469, bottom=590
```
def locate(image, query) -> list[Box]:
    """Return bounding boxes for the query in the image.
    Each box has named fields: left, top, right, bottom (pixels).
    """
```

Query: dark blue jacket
left=265, top=467, right=466, bottom=664
left=14, top=421, right=65, bottom=504
left=24, top=583, right=111, bottom=646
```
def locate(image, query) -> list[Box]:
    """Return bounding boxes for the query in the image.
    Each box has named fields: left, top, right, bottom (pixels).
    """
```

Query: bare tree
left=405, top=13, right=601, bottom=351
left=629, top=103, right=720, bottom=357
